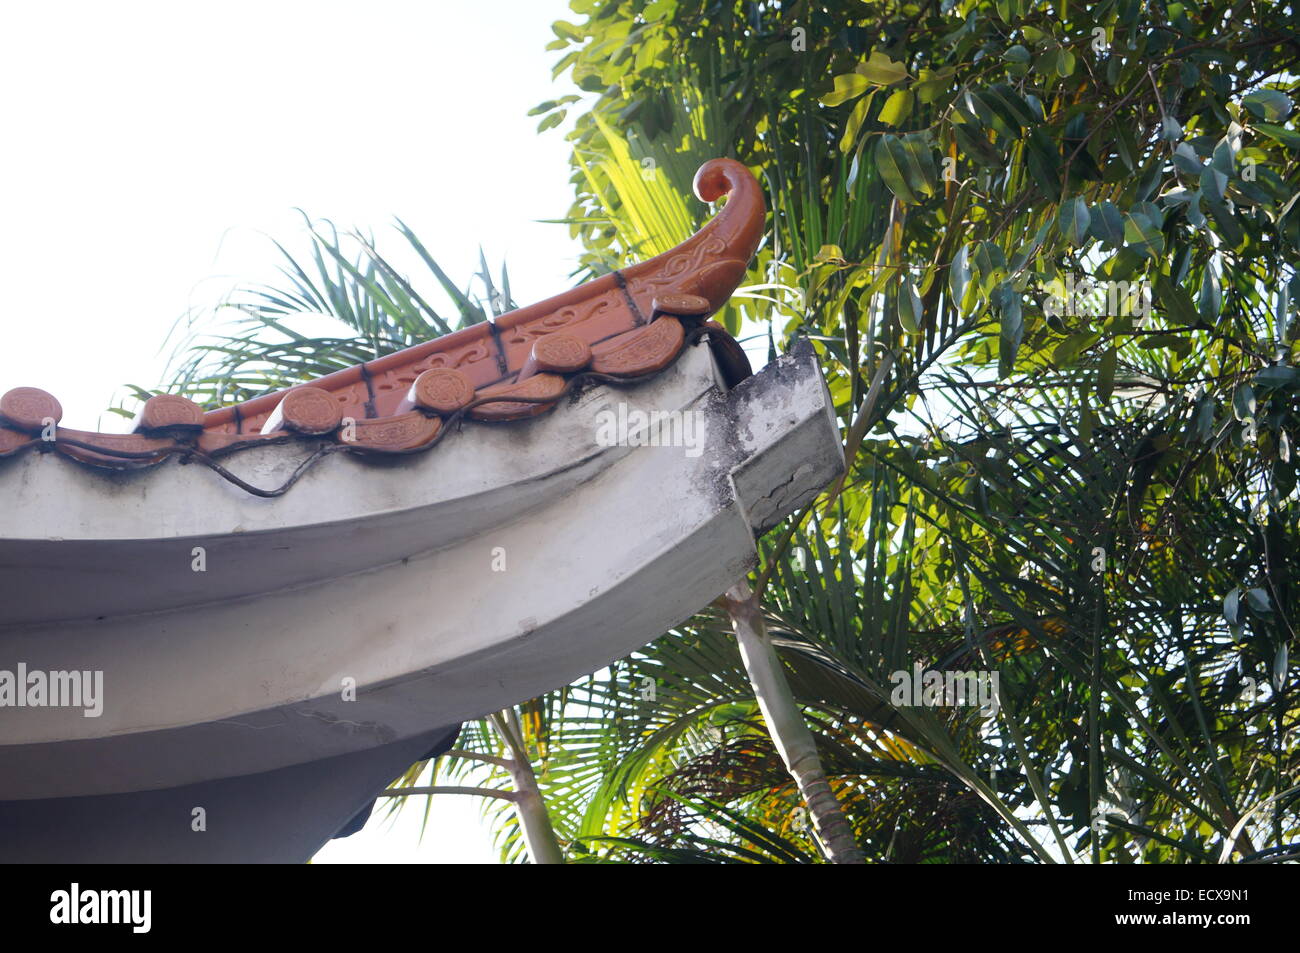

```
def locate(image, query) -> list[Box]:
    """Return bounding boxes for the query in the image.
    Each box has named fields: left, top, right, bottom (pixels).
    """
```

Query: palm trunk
left=490, top=710, right=565, bottom=865
left=724, top=581, right=866, bottom=864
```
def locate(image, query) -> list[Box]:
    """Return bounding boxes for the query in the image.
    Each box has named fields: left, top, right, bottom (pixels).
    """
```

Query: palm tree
left=521, top=0, right=1300, bottom=863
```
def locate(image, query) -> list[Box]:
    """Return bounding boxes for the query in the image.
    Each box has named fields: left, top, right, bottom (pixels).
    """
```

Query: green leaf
left=980, top=84, right=1037, bottom=132
left=1197, top=267, right=1220, bottom=320
left=857, top=50, right=909, bottom=86
left=1204, top=193, right=1244, bottom=247
left=1098, top=347, right=1117, bottom=402
left=1026, top=128, right=1062, bottom=194
left=993, top=281, right=1023, bottom=377
left=1173, top=143, right=1204, bottom=176
left=1243, top=88, right=1292, bottom=122
left=1253, top=123, right=1300, bottom=150
left=1009, top=219, right=1053, bottom=274
left=1153, top=273, right=1198, bottom=327
left=874, top=134, right=919, bottom=204
left=1116, top=124, right=1139, bottom=171
left=1224, top=588, right=1241, bottom=626
left=1089, top=201, right=1125, bottom=246
left=1123, top=211, right=1164, bottom=258
left=972, top=241, right=1007, bottom=293
left=1200, top=165, right=1228, bottom=202
left=1140, top=334, right=1193, bottom=354
left=898, top=277, right=922, bottom=333
left=953, top=124, right=1004, bottom=167
left=1233, top=384, right=1256, bottom=421
left=1053, top=332, right=1099, bottom=367
left=1211, top=139, right=1235, bottom=175
left=879, top=88, right=914, bottom=126
left=537, top=110, right=566, bottom=132
left=1255, top=365, right=1299, bottom=389
left=914, top=66, right=955, bottom=103
left=1057, top=196, right=1091, bottom=245
left=949, top=245, right=971, bottom=308
left=821, top=73, right=870, bottom=107
left=839, top=91, right=875, bottom=152
left=1246, top=587, right=1272, bottom=613
left=1194, top=398, right=1217, bottom=442
left=900, top=134, right=938, bottom=196
left=1055, top=47, right=1077, bottom=78
left=551, top=19, right=583, bottom=41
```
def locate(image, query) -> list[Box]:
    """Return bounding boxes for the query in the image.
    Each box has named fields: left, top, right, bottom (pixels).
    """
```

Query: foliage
left=134, top=216, right=511, bottom=414
left=522, top=0, right=1300, bottom=862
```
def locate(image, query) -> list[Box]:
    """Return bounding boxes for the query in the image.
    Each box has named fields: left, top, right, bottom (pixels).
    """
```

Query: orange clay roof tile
left=0, top=159, right=763, bottom=492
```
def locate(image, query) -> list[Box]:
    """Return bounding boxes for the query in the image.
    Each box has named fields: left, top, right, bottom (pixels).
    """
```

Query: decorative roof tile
left=0, top=159, right=764, bottom=489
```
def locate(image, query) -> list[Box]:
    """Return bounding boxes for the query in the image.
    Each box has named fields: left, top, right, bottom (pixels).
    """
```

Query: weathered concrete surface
left=0, top=339, right=842, bottom=860
left=0, top=725, right=461, bottom=863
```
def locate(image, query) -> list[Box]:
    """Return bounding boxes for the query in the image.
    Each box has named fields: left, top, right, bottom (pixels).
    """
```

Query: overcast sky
left=1, top=0, right=585, bottom=862
left=0, top=0, right=584, bottom=431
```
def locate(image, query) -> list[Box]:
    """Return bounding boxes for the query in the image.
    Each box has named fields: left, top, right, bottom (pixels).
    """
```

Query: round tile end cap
left=0, top=387, right=63, bottom=433
left=652, top=293, right=712, bottom=317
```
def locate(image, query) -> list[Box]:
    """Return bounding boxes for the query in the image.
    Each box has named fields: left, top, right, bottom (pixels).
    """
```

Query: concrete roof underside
left=0, top=340, right=843, bottom=861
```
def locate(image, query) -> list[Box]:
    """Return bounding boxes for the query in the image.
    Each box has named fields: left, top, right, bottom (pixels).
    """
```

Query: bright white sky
left=0, top=0, right=588, bottom=862
left=0, top=0, right=585, bottom=431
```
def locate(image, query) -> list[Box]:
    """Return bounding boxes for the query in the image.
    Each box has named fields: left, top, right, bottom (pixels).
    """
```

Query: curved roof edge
left=0, top=159, right=766, bottom=492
